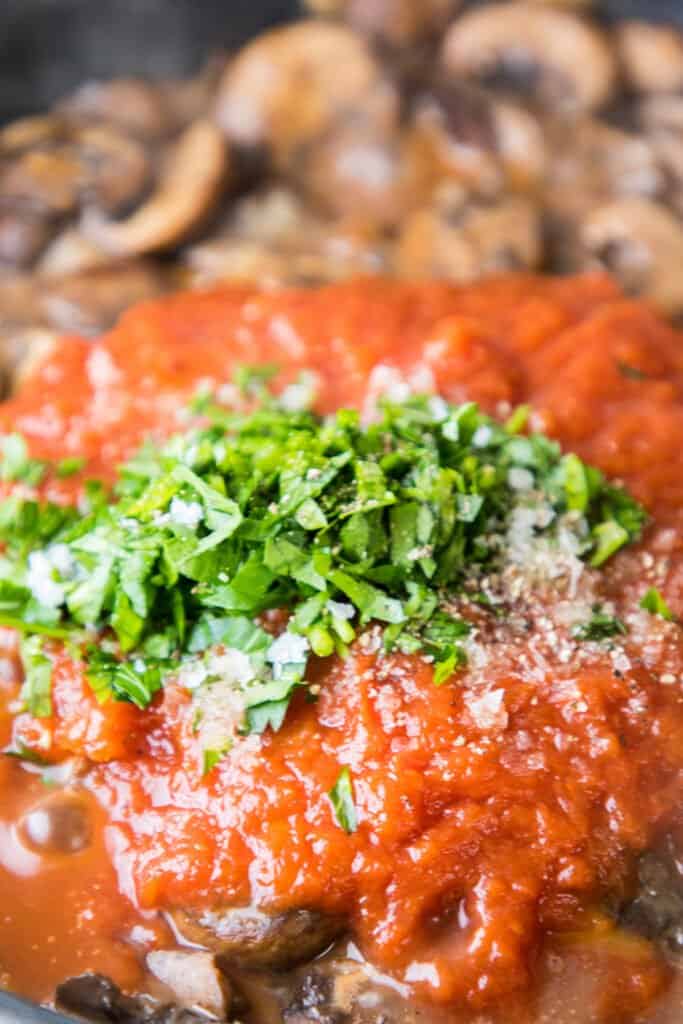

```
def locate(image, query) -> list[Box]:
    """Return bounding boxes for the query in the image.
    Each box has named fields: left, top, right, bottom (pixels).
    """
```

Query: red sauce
left=2, top=276, right=683, bottom=1017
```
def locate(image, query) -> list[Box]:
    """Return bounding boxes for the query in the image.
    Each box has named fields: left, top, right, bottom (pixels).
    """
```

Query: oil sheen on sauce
left=1, top=275, right=683, bottom=1021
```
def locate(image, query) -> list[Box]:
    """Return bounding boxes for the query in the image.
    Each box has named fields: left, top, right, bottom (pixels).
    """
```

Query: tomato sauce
left=2, top=275, right=683, bottom=1019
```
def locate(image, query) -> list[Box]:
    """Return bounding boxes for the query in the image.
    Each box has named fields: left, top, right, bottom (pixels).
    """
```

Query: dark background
left=1, top=0, right=683, bottom=125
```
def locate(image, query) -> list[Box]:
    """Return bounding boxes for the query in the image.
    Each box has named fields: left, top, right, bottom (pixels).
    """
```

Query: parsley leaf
left=329, top=766, right=357, bottom=834
left=640, top=587, right=675, bottom=621
left=572, top=607, right=628, bottom=642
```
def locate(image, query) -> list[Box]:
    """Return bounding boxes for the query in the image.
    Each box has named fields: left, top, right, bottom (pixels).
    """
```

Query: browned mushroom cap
left=441, top=2, right=616, bottom=113
left=214, top=21, right=396, bottom=170
left=0, top=210, right=55, bottom=269
left=38, top=261, right=170, bottom=336
left=306, top=0, right=461, bottom=48
left=617, top=21, right=683, bottom=95
left=58, top=77, right=176, bottom=140
left=171, top=906, right=344, bottom=970
left=412, top=84, right=546, bottom=196
left=72, top=126, right=151, bottom=215
left=394, top=186, right=542, bottom=280
left=0, top=115, right=64, bottom=156
left=0, top=148, right=82, bottom=216
left=300, top=119, right=432, bottom=227
left=581, top=197, right=683, bottom=315
left=83, top=119, right=228, bottom=256
left=147, top=950, right=232, bottom=1019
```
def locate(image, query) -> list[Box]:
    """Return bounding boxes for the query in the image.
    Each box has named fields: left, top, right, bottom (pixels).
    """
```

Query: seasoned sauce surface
left=2, top=276, right=683, bottom=1020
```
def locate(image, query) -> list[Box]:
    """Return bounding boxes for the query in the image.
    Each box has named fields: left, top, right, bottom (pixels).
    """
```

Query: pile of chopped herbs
left=0, top=382, right=646, bottom=765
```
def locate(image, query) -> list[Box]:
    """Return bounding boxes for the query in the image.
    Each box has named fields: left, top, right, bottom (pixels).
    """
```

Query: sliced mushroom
left=214, top=21, right=396, bottom=170
left=0, top=148, right=82, bottom=216
left=394, top=186, right=542, bottom=281
left=19, top=790, right=93, bottom=856
left=308, top=0, right=461, bottom=48
left=171, top=906, right=344, bottom=970
left=300, top=120, right=431, bottom=227
left=147, top=951, right=231, bottom=1019
left=56, top=973, right=211, bottom=1024
left=0, top=115, right=64, bottom=155
left=0, top=209, right=55, bottom=268
left=285, top=957, right=409, bottom=1024
left=580, top=197, right=683, bottom=315
left=441, top=2, right=616, bottom=113
left=412, top=83, right=546, bottom=196
left=83, top=120, right=227, bottom=256
left=36, top=228, right=111, bottom=277
left=74, top=126, right=151, bottom=215
left=58, top=78, right=175, bottom=141
left=617, top=21, right=683, bottom=95
left=38, top=261, right=170, bottom=336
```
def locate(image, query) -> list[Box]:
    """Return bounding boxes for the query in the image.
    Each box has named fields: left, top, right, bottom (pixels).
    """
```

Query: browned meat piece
left=171, top=906, right=345, bottom=970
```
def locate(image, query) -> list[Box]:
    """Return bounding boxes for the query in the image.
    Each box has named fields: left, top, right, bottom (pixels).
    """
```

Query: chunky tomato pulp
left=2, top=276, right=683, bottom=1018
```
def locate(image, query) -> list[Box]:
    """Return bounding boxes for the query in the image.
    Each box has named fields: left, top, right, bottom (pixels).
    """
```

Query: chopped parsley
left=0, top=385, right=647, bottom=751
left=572, top=606, right=628, bottom=642
left=329, top=766, right=357, bottom=834
left=0, top=434, right=46, bottom=486
left=640, top=587, right=675, bottom=621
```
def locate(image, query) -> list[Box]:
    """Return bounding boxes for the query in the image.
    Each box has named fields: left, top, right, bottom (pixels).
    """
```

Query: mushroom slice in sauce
left=147, top=951, right=232, bottom=1019
left=171, top=906, right=345, bottom=970
left=441, top=2, right=616, bottom=113
left=83, top=120, right=228, bottom=256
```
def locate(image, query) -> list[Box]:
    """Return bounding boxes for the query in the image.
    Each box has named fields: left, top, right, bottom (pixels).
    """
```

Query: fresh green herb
left=19, top=635, right=53, bottom=718
left=329, top=766, right=357, bottom=834
left=640, top=587, right=675, bottom=621
left=504, top=404, right=531, bottom=435
left=572, top=606, right=628, bottom=642
left=0, top=387, right=646, bottom=734
left=56, top=456, right=86, bottom=478
left=0, top=434, right=46, bottom=486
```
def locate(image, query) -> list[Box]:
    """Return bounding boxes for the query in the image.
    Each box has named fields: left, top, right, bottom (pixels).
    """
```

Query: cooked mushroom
left=394, top=186, right=542, bottom=280
left=0, top=115, right=64, bottom=155
left=57, top=973, right=212, bottom=1024
left=300, top=120, right=430, bottom=226
left=214, top=21, right=396, bottom=170
left=147, top=951, right=231, bottom=1019
left=19, top=790, right=93, bottom=856
left=306, top=0, right=461, bottom=48
left=38, top=261, right=170, bottom=336
left=171, top=906, right=344, bottom=970
left=0, top=210, right=54, bottom=268
left=621, top=838, right=683, bottom=955
left=58, top=78, right=175, bottom=141
left=83, top=120, right=228, bottom=255
left=581, top=197, right=683, bottom=315
left=617, top=21, right=683, bottom=95
left=0, top=148, right=82, bottom=216
left=412, top=83, right=546, bottom=195
left=74, top=126, right=151, bottom=215
left=441, top=2, right=616, bottom=113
